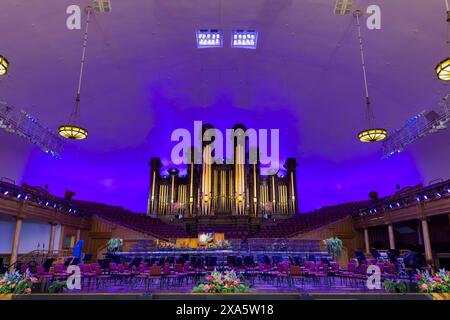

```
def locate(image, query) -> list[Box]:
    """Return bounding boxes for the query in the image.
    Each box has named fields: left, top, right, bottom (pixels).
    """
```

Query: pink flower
left=203, top=285, right=210, bottom=292
left=30, top=277, right=38, bottom=283
left=421, top=283, right=428, bottom=292
left=25, top=288, right=32, bottom=294
left=207, top=276, right=213, bottom=281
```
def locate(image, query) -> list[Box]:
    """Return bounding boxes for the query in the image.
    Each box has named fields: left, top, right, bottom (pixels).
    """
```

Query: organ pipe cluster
left=147, top=125, right=298, bottom=217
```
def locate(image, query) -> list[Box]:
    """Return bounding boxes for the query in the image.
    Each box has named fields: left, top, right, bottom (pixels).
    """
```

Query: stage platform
left=3, top=293, right=441, bottom=300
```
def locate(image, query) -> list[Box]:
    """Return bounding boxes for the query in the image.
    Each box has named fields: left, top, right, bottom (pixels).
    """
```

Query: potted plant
left=384, top=280, right=408, bottom=293
left=47, top=280, right=68, bottom=293
left=107, top=237, right=123, bottom=253
left=323, top=237, right=343, bottom=260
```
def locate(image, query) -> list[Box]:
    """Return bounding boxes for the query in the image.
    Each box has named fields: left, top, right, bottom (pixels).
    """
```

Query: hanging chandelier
left=354, top=10, right=387, bottom=143
left=0, top=55, right=9, bottom=76
left=435, top=1, right=450, bottom=81
left=58, top=6, right=92, bottom=140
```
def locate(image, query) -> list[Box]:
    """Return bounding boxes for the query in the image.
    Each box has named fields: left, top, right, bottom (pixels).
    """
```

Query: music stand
left=354, top=250, right=367, bottom=264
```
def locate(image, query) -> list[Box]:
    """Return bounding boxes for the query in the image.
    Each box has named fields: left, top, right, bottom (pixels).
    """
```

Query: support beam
left=58, top=225, right=65, bottom=250
left=417, top=222, right=423, bottom=245
left=421, top=219, right=433, bottom=261
left=9, top=218, right=23, bottom=273
left=388, top=224, right=395, bottom=249
left=76, top=228, right=81, bottom=243
left=48, top=223, right=57, bottom=253
left=364, top=228, right=370, bottom=254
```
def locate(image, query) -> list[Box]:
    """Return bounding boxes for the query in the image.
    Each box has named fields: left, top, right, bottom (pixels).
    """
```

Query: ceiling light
left=231, top=30, right=258, bottom=49
left=435, top=2, right=450, bottom=81
left=358, top=128, right=388, bottom=142
left=0, top=55, right=9, bottom=76
left=354, top=10, right=387, bottom=143
left=58, top=125, right=88, bottom=140
left=435, top=57, right=450, bottom=81
left=59, top=6, right=92, bottom=140
left=196, top=29, right=223, bottom=48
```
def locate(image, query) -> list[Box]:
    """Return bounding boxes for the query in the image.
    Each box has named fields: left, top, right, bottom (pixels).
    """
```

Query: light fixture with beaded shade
left=0, top=55, right=9, bottom=76
left=435, top=0, right=450, bottom=81
left=58, top=6, right=92, bottom=140
left=354, top=10, right=387, bottom=143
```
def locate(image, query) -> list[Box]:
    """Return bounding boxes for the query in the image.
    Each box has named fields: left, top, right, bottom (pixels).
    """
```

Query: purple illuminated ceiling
left=0, top=0, right=449, bottom=213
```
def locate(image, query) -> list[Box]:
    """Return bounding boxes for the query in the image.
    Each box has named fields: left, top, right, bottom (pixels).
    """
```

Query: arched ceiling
left=0, top=0, right=449, bottom=212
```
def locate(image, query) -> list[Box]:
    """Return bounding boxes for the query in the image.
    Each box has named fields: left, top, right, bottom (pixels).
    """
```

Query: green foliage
left=47, top=280, right=67, bottom=293
left=107, top=237, right=123, bottom=253
left=384, top=280, right=407, bottom=293
left=324, top=237, right=343, bottom=259
left=384, top=280, right=420, bottom=293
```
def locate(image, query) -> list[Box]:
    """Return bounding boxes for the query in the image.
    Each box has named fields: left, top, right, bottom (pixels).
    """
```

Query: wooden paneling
left=290, top=217, right=361, bottom=267
left=0, top=197, right=91, bottom=229
left=353, top=197, right=450, bottom=229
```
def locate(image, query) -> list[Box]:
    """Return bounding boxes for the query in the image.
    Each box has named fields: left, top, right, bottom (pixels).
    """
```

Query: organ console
left=147, top=124, right=298, bottom=218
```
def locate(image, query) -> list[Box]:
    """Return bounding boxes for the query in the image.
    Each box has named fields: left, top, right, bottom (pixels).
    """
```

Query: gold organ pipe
left=171, top=174, right=175, bottom=204
left=253, top=164, right=257, bottom=216
left=151, top=172, right=156, bottom=212
left=271, top=176, right=276, bottom=213
left=189, top=163, right=194, bottom=216
left=290, top=172, right=295, bottom=213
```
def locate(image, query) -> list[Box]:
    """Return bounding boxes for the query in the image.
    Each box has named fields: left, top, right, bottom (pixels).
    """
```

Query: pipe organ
left=146, top=127, right=299, bottom=217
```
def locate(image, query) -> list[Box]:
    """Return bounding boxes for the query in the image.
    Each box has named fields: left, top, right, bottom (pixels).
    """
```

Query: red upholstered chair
left=80, top=264, right=96, bottom=288
left=162, top=263, right=179, bottom=287
left=173, top=263, right=187, bottom=285
left=36, top=264, right=53, bottom=282
left=288, top=265, right=304, bottom=287
left=53, top=263, right=68, bottom=280
left=95, top=264, right=111, bottom=289
left=341, top=262, right=357, bottom=286
left=147, top=265, right=162, bottom=288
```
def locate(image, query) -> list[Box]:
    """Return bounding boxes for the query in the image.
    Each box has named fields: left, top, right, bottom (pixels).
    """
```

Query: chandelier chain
left=355, top=10, right=374, bottom=126
left=71, top=6, right=92, bottom=124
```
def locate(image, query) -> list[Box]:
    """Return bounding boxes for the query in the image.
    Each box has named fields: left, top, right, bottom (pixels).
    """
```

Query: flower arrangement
left=198, top=233, right=214, bottom=246
left=416, top=269, right=450, bottom=293
left=213, top=240, right=231, bottom=250
left=192, top=271, right=250, bottom=293
left=156, top=241, right=176, bottom=250
left=0, top=269, right=37, bottom=294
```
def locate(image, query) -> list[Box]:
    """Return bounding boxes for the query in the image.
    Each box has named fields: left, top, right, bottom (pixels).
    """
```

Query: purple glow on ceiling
left=0, top=0, right=448, bottom=213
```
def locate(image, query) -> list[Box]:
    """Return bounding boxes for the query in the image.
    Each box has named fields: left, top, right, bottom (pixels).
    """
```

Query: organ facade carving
left=147, top=124, right=298, bottom=217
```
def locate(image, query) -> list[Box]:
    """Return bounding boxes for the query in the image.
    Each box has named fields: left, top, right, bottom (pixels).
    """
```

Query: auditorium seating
left=1, top=179, right=449, bottom=241
left=252, top=201, right=371, bottom=238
